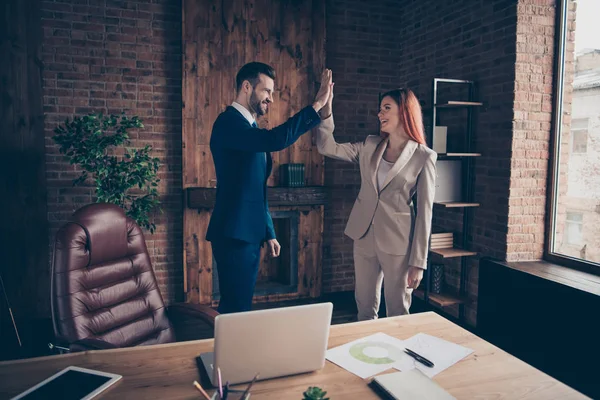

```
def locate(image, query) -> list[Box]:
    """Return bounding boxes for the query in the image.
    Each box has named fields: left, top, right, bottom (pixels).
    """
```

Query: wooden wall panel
left=183, top=205, right=213, bottom=304
left=183, top=0, right=326, bottom=304
left=299, top=206, right=324, bottom=297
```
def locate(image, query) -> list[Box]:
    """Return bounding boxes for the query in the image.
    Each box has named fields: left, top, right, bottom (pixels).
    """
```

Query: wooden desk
left=0, top=312, right=587, bottom=399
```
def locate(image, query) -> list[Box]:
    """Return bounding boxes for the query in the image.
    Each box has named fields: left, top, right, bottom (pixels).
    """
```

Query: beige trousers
left=353, top=225, right=412, bottom=321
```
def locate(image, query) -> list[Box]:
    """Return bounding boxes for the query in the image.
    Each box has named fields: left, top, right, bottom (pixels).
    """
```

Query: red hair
left=380, top=89, right=426, bottom=145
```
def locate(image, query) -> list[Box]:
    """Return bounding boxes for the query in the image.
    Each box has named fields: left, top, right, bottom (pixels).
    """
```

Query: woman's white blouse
left=377, top=158, right=395, bottom=192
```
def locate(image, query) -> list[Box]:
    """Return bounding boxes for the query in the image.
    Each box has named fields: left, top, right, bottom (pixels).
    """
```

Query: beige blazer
left=315, top=116, right=437, bottom=269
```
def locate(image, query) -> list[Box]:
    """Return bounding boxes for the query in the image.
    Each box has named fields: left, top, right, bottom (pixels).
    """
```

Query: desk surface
left=0, top=312, right=587, bottom=399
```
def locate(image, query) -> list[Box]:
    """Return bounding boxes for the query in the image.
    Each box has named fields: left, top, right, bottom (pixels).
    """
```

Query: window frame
left=546, top=0, right=599, bottom=275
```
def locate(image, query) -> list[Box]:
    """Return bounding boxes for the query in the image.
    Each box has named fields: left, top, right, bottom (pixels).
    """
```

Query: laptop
left=200, top=302, right=333, bottom=386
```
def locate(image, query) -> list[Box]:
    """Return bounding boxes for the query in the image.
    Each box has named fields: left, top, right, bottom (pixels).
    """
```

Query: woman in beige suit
left=316, top=85, right=436, bottom=320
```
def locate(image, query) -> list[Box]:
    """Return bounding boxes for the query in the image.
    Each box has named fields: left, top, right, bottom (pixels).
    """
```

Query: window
left=548, top=0, right=600, bottom=271
left=570, top=118, right=588, bottom=154
left=565, top=212, right=583, bottom=245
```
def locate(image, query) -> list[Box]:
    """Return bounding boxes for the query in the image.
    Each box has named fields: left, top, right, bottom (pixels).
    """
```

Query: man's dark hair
left=236, top=62, right=276, bottom=92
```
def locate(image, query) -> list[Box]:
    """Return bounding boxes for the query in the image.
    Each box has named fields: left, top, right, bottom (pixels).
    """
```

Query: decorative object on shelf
left=433, top=126, right=448, bottom=153
left=431, top=264, right=445, bottom=294
left=280, top=163, right=305, bottom=187
left=434, top=160, right=462, bottom=203
left=303, top=386, right=329, bottom=400
left=52, top=113, right=161, bottom=233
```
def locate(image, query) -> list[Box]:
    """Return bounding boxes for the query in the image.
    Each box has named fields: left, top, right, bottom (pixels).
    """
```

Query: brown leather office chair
left=50, top=203, right=218, bottom=352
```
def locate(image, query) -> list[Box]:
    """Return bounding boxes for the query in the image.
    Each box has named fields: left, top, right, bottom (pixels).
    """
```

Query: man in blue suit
left=207, top=62, right=332, bottom=313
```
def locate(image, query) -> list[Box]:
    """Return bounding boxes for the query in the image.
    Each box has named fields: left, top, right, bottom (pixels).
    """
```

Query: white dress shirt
left=231, top=102, right=265, bottom=163
left=231, top=101, right=256, bottom=126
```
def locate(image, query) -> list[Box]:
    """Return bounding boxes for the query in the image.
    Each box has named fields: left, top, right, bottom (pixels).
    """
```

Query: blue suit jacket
left=206, top=105, right=321, bottom=244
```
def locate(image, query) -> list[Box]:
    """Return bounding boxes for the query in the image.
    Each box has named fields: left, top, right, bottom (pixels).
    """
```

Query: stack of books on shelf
left=279, top=163, right=305, bottom=187
left=430, top=232, right=453, bottom=250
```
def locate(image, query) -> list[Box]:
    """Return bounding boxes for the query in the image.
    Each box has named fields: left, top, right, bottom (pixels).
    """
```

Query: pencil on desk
left=218, top=367, right=223, bottom=398
left=193, top=380, right=211, bottom=400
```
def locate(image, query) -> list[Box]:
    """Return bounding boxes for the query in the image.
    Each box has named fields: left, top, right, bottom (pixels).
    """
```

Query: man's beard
left=250, top=91, right=267, bottom=116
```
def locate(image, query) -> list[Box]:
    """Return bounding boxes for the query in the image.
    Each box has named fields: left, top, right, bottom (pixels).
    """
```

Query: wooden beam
left=186, top=186, right=329, bottom=209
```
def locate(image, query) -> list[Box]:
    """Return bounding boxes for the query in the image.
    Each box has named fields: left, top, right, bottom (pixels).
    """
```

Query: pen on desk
left=240, top=373, right=259, bottom=399
left=193, top=380, right=211, bottom=400
left=404, top=348, right=435, bottom=368
left=217, top=367, right=223, bottom=398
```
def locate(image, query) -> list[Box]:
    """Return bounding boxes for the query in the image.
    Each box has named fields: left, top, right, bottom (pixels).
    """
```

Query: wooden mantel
left=186, top=186, right=329, bottom=209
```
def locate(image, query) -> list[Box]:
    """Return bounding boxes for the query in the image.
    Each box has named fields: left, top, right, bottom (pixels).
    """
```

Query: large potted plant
left=52, top=113, right=161, bottom=233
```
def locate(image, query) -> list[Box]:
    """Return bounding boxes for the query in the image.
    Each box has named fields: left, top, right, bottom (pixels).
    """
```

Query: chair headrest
left=72, top=203, right=128, bottom=266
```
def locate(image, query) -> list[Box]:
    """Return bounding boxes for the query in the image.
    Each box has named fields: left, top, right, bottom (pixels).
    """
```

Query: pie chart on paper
left=325, top=332, right=412, bottom=379
left=349, top=341, right=405, bottom=364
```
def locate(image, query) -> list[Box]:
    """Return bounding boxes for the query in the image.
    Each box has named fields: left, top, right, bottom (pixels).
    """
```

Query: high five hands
left=313, top=69, right=333, bottom=113
left=320, top=70, right=334, bottom=119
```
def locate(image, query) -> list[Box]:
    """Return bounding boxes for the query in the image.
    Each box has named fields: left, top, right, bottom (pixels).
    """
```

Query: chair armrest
left=69, top=338, right=119, bottom=352
left=167, top=303, right=219, bottom=328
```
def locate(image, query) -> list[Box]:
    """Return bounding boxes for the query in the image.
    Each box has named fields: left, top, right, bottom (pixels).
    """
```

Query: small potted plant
left=303, top=386, right=329, bottom=400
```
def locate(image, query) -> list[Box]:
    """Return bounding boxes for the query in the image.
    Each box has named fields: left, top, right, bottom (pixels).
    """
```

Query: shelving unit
left=414, top=289, right=468, bottom=307
left=417, top=78, right=481, bottom=323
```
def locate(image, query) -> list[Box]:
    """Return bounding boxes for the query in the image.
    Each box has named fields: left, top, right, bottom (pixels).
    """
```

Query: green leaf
left=51, top=112, right=160, bottom=234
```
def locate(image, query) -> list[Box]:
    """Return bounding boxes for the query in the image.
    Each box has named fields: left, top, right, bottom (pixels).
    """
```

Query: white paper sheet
left=325, top=332, right=413, bottom=379
left=393, top=333, right=473, bottom=378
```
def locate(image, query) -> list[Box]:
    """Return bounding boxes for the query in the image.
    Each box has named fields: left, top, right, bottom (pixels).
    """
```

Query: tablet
left=11, top=366, right=122, bottom=400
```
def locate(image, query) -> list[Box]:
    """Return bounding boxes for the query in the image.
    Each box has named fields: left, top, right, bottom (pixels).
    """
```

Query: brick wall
left=41, top=0, right=184, bottom=309
left=507, top=0, right=561, bottom=262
